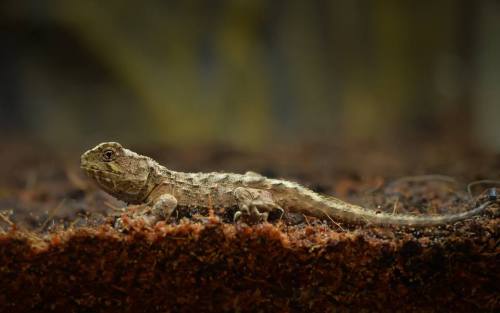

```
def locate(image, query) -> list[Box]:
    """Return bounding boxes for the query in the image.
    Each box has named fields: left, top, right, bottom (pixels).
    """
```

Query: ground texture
left=0, top=139, right=498, bottom=312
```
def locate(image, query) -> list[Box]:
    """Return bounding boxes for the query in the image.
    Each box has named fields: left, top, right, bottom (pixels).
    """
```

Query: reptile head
left=80, top=142, right=154, bottom=203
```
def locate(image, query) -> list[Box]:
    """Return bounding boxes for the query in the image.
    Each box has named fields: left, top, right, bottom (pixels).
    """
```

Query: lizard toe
left=233, top=211, right=243, bottom=222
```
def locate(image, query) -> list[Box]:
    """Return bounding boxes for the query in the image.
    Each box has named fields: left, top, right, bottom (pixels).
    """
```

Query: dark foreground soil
left=0, top=139, right=499, bottom=312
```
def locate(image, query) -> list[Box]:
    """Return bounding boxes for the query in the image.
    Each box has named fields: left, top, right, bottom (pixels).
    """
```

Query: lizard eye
left=102, top=149, right=115, bottom=162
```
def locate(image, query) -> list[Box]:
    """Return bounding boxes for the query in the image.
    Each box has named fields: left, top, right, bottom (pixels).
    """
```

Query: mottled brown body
left=81, top=142, right=492, bottom=227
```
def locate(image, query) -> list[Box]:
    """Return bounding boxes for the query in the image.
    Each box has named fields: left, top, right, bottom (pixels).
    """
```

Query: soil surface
left=0, top=138, right=499, bottom=312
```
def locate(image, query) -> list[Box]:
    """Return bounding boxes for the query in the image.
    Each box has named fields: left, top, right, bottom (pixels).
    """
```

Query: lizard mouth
left=81, top=166, right=122, bottom=177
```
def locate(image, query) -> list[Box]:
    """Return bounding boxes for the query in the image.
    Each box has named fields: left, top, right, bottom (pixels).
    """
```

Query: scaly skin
left=80, top=142, right=491, bottom=227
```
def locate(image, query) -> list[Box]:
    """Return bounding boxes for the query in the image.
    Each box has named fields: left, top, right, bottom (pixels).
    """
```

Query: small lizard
left=80, top=142, right=491, bottom=227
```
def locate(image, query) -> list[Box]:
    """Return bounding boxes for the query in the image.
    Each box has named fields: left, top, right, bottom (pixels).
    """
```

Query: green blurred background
left=1, top=0, right=499, bottom=150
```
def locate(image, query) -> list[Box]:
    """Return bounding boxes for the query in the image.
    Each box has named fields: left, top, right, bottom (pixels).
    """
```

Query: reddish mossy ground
left=0, top=139, right=499, bottom=312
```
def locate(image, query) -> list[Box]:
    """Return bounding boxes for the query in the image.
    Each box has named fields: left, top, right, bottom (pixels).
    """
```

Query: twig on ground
left=0, top=211, right=14, bottom=226
left=385, top=174, right=458, bottom=191
left=38, top=198, right=66, bottom=232
left=303, top=214, right=311, bottom=227
left=392, top=198, right=399, bottom=215
left=322, top=211, right=345, bottom=232
left=467, top=180, right=500, bottom=199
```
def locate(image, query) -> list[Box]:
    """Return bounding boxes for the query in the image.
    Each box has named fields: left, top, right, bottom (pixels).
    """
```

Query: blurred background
left=1, top=0, right=500, bottom=151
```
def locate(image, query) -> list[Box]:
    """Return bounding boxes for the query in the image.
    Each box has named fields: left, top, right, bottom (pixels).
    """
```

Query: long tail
left=318, top=195, right=491, bottom=226
left=272, top=181, right=491, bottom=226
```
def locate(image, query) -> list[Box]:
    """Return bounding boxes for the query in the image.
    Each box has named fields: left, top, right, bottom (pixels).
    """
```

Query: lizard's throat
left=101, top=177, right=152, bottom=204
left=86, top=169, right=153, bottom=204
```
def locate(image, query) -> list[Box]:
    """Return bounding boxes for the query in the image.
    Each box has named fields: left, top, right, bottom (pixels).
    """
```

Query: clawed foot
left=233, top=206, right=284, bottom=223
left=232, top=187, right=283, bottom=224
left=233, top=205, right=269, bottom=223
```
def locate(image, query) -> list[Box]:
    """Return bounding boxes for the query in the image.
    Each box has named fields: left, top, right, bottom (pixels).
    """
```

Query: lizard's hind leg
left=233, top=187, right=283, bottom=223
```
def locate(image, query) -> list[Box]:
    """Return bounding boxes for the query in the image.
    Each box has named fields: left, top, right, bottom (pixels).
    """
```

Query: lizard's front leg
left=114, top=194, right=178, bottom=230
left=151, top=193, right=178, bottom=221
left=233, top=187, right=283, bottom=223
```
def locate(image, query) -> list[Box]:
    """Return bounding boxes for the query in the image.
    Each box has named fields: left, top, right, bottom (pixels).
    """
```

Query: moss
left=0, top=214, right=498, bottom=313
